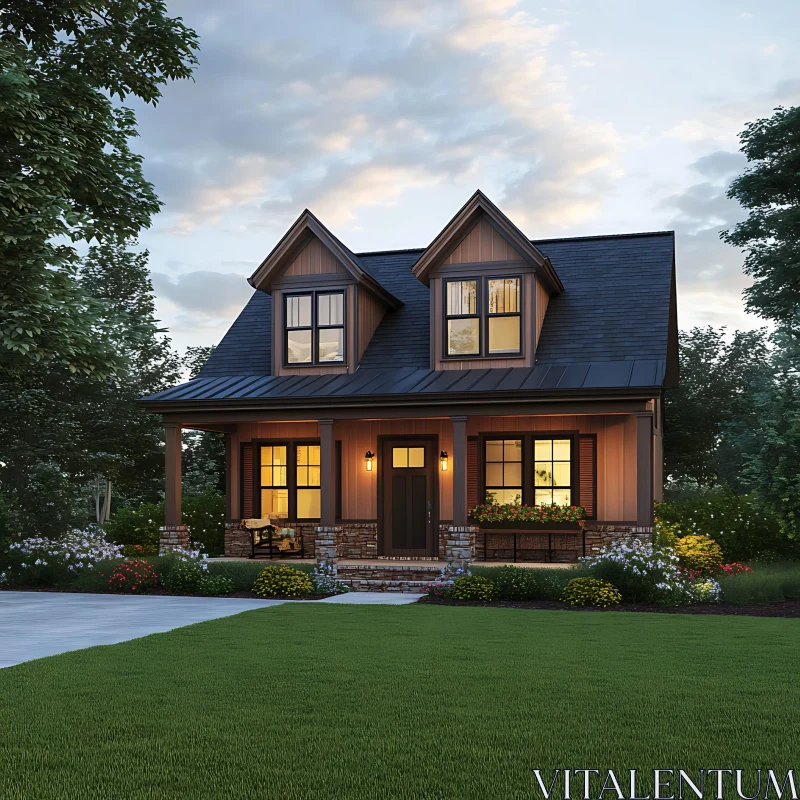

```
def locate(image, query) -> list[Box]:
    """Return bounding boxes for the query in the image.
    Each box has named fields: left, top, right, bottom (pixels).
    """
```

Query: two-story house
left=141, top=191, right=677, bottom=588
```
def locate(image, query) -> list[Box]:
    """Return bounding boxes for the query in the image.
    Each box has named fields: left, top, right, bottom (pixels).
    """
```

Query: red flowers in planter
left=107, top=559, right=159, bottom=593
left=469, top=502, right=587, bottom=523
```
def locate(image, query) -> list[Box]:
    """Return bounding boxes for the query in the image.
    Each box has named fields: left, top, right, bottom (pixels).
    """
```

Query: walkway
left=0, top=590, right=420, bottom=669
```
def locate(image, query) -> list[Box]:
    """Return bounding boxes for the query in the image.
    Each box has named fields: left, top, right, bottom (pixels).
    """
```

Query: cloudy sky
left=130, top=0, right=800, bottom=352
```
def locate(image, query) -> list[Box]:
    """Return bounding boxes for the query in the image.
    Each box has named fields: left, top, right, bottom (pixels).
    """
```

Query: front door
left=379, top=437, right=437, bottom=557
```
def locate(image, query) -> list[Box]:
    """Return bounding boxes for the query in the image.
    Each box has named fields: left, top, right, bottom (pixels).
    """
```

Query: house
left=141, top=191, right=677, bottom=589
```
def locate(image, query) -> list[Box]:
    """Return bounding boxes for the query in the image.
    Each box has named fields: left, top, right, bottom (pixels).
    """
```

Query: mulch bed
left=1, top=586, right=330, bottom=600
left=418, top=596, right=800, bottom=618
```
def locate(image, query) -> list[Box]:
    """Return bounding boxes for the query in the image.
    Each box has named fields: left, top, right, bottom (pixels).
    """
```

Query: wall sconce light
left=440, top=450, right=448, bottom=471
left=365, top=450, right=374, bottom=471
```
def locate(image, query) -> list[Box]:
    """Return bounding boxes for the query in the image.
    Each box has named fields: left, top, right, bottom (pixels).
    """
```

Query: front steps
left=336, top=560, right=445, bottom=593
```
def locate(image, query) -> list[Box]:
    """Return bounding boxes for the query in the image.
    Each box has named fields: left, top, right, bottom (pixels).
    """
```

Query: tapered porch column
left=636, top=414, right=654, bottom=528
left=160, top=422, right=189, bottom=553
left=451, top=415, right=468, bottom=526
left=319, top=419, right=336, bottom=527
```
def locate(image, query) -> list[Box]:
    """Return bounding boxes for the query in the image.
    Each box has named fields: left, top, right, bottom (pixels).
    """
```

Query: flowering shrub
left=107, top=560, right=159, bottom=593
left=470, top=501, right=586, bottom=523
left=158, top=548, right=231, bottom=596
left=311, top=561, right=350, bottom=595
left=675, top=535, right=724, bottom=574
left=450, top=574, right=496, bottom=602
left=720, top=562, right=752, bottom=576
left=691, top=578, right=722, bottom=603
left=0, top=530, right=124, bottom=587
left=582, top=539, right=694, bottom=606
left=561, top=577, right=622, bottom=607
left=252, top=565, right=314, bottom=598
left=122, top=543, right=158, bottom=557
left=490, top=565, right=539, bottom=600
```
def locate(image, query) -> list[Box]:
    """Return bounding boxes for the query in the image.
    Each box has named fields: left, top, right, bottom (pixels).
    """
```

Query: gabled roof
left=411, top=190, right=564, bottom=293
left=248, top=209, right=403, bottom=309
left=154, top=230, right=677, bottom=396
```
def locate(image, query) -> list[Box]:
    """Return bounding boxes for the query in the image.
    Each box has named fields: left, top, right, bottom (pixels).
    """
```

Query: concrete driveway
left=0, top=590, right=421, bottom=669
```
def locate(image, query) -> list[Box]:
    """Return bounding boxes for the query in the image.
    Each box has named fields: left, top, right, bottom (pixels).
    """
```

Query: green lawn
left=0, top=605, right=797, bottom=800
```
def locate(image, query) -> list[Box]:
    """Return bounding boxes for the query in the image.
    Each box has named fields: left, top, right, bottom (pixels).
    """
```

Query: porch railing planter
left=468, top=502, right=587, bottom=526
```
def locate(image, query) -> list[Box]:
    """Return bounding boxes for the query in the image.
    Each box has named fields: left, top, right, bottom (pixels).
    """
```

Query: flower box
left=468, top=502, right=587, bottom=526
left=475, top=520, right=583, bottom=531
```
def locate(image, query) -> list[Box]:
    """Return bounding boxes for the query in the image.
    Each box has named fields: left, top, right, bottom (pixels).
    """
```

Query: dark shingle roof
left=190, top=231, right=675, bottom=392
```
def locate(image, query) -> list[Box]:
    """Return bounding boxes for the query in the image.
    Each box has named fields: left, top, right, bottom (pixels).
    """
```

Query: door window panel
left=392, top=447, right=425, bottom=468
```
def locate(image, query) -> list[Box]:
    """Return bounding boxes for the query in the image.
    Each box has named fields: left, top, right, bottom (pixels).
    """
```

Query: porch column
left=636, top=413, right=654, bottom=528
left=164, top=422, right=182, bottom=526
left=451, top=415, right=468, bottom=526
left=319, top=419, right=336, bottom=527
left=160, top=422, right=189, bottom=553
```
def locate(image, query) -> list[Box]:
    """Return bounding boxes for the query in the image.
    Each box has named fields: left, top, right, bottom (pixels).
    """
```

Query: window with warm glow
left=392, top=447, right=425, bottom=468
left=285, top=291, right=345, bottom=365
left=260, top=445, right=288, bottom=516
left=484, top=439, right=522, bottom=505
left=534, top=438, right=572, bottom=506
left=296, top=444, right=321, bottom=518
left=444, top=276, right=521, bottom=358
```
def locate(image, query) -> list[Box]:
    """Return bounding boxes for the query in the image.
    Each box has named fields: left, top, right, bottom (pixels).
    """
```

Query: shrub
left=158, top=548, right=231, bottom=596
left=183, top=493, right=226, bottom=556
left=450, top=574, right=496, bottom=602
left=252, top=565, right=314, bottom=598
left=561, top=577, right=622, bottom=607
left=691, top=578, right=721, bottom=604
left=582, top=539, right=694, bottom=606
left=122, top=543, right=158, bottom=557
left=107, top=559, right=159, bottom=593
left=197, top=574, right=234, bottom=597
left=0, top=529, right=123, bottom=587
left=310, top=561, right=350, bottom=595
left=103, top=503, right=162, bottom=552
left=488, top=565, right=539, bottom=600
left=206, top=560, right=313, bottom=592
left=675, top=535, right=723, bottom=574
left=425, top=582, right=452, bottom=598
left=656, top=487, right=794, bottom=562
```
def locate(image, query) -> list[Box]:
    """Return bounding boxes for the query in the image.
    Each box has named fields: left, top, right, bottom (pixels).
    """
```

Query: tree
left=181, top=347, right=226, bottom=496
left=663, top=326, right=772, bottom=489
left=0, top=1, right=198, bottom=376
left=722, top=105, right=800, bottom=332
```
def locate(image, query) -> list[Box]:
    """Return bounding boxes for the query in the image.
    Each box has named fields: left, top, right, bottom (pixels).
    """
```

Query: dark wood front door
left=379, top=437, right=437, bottom=557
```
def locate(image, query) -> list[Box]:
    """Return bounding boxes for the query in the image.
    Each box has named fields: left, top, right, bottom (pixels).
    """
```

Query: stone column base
left=314, top=526, right=340, bottom=573
left=583, top=525, right=654, bottom=555
left=224, top=522, right=251, bottom=558
left=442, top=525, right=478, bottom=571
left=159, top=525, right=190, bottom=554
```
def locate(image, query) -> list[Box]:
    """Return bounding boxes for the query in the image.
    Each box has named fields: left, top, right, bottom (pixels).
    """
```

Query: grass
left=1, top=605, right=798, bottom=799
left=718, top=561, right=800, bottom=604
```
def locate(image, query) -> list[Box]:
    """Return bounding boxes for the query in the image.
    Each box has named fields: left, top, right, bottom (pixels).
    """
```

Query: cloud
left=134, top=0, right=622, bottom=238
left=150, top=271, right=255, bottom=317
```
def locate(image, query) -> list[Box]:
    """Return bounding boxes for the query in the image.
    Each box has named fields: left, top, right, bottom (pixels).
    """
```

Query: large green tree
left=722, top=105, right=800, bottom=332
left=0, top=1, right=198, bottom=376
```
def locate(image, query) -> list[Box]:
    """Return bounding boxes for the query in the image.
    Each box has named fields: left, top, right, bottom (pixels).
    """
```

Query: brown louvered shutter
left=241, top=443, right=253, bottom=519
left=467, top=436, right=479, bottom=511
left=579, top=435, right=596, bottom=518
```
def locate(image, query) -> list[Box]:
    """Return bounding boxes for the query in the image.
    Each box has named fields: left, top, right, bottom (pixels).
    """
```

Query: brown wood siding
left=241, top=442, right=253, bottom=518
left=445, top=217, right=523, bottom=264
left=579, top=435, right=597, bottom=518
left=284, top=237, right=346, bottom=276
left=230, top=415, right=641, bottom=524
left=357, top=288, right=387, bottom=362
left=273, top=285, right=355, bottom=376
left=467, top=436, right=479, bottom=509
left=535, top=277, right=549, bottom=348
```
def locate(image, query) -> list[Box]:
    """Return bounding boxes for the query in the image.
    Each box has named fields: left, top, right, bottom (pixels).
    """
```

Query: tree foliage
left=0, top=1, right=198, bottom=375
left=722, top=105, right=800, bottom=330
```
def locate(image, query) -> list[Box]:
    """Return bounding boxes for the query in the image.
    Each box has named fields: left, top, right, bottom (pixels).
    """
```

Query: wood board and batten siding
left=357, top=288, right=387, bottom=362
left=535, top=277, right=549, bottom=348
left=444, top=218, right=522, bottom=265
left=231, top=414, right=639, bottom=524
left=284, top=238, right=347, bottom=277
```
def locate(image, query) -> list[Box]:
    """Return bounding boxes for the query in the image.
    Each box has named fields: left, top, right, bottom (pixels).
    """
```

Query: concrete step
left=341, top=578, right=431, bottom=593
left=336, top=563, right=444, bottom=583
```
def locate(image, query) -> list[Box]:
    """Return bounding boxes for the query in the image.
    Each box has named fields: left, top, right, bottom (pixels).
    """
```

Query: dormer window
left=445, top=277, right=521, bottom=357
left=285, top=291, right=345, bottom=365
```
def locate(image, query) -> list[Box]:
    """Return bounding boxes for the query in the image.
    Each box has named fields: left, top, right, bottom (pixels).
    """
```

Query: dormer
left=249, top=210, right=402, bottom=375
left=413, top=191, right=563, bottom=370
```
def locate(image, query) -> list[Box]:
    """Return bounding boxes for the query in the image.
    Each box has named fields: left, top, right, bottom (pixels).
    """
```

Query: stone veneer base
left=159, top=525, right=190, bottom=555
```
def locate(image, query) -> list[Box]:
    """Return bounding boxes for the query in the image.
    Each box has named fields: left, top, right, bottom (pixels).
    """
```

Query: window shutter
left=241, top=443, right=253, bottom=519
left=467, top=436, right=479, bottom=511
left=578, top=435, right=596, bottom=518
left=335, top=440, right=342, bottom=520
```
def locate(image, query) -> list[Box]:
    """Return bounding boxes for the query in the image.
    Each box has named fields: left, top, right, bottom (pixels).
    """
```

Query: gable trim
left=412, top=191, right=564, bottom=294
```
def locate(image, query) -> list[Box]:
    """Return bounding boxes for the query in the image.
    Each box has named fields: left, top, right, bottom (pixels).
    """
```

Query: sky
left=129, top=0, right=800, bottom=353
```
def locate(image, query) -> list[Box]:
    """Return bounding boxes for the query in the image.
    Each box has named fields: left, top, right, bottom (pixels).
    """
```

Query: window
left=445, top=276, right=521, bottom=358
left=481, top=434, right=575, bottom=508
left=296, top=444, right=321, bottom=518
left=285, top=291, right=345, bottom=365
left=257, top=440, right=335, bottom=520
left=392, top=447, right=425, bottom=468
left=484, top=439, right=522, bottom=505
left=260, top=445, right=288, bottom=516
left=534, top=438, right=572, bottom=506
